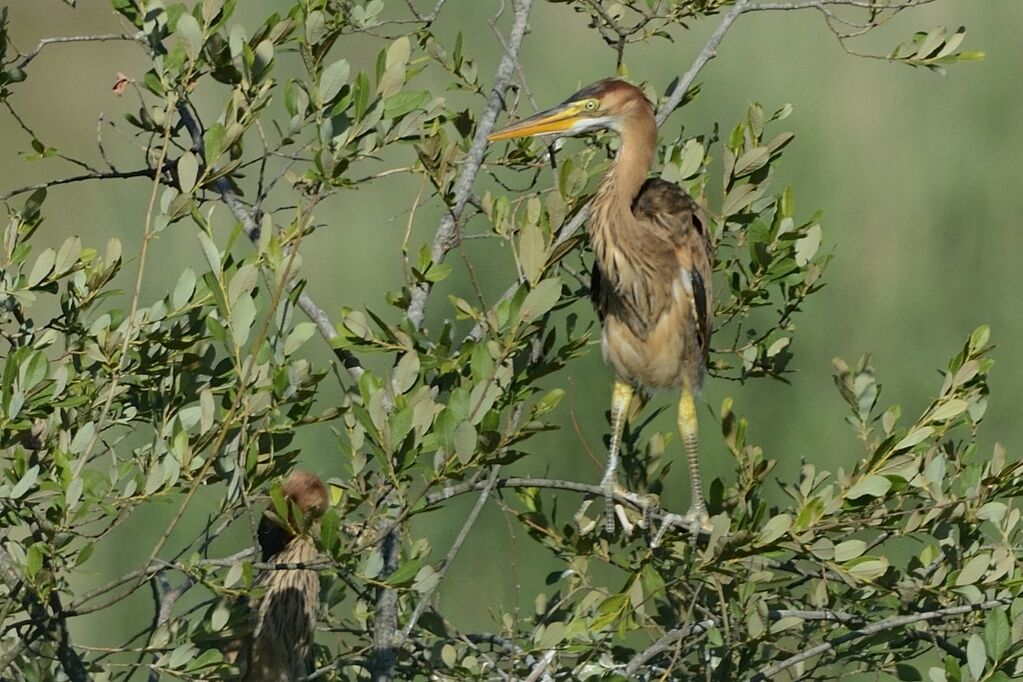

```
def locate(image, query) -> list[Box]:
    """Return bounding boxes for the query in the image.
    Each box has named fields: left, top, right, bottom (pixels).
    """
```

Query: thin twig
left=400, top=466, right=502, bottom=641
left=0, top=169, right=157, bottom=203
left=16, top=33, right=142, bottom=70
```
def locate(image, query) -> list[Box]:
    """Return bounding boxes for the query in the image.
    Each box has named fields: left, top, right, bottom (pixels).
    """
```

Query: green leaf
left=834, top=539, right=866, bottom=562
left=230, top=295, right=256, bottom=347
left=413, top=565, right=440, bottom=594
left=966, top=634, right=985, bottom=680
left=842, top=555, right=888, bottom=581
left=284, top=322, right=316, bottom=356
left=453, top=421, right=476, bottom=464
left=318, top=58, right=350, bottom=105
left=794, top=224, right=822, bottom=266
left=28, top=247, right=55, bottom=287
left=893, top=426, right=934, bottom=451
left=383, top=90, right=429, bottom=118
left=210, top=601, right=230, bottom=631
left=199, top=388, right=215, bottom=433
left=228, top=264, right=258, bottom=306
left=25, top=542, right=44, bottom=579
left=519, top=278, right=562, bottom=322
left=172, top=268, right=197, bottom=309
left=10, top=464, right=39, bottom=499
left=176, top=13, right=202, bottom=60
left=392, top=352, right=420, bottom=395
left=384, top=557, right=425, bottom=587
left=956, top=553, right=990, bottom=586
left=984, top=607, right=1010, bottom=661
left=54, top=235, right=82, bottom=274
left=536, top=621, right=566, bottom=649
left=197, top=230, right=221, bottom=273
left=178, top=151, right=199, bottom=193
left=517, top=221, right=546, bottom=284
left=755, top=513, right=791, bottom=546
left=847, top=474, right=891, bottom=499
left=929, top=399, right=968, bottom=423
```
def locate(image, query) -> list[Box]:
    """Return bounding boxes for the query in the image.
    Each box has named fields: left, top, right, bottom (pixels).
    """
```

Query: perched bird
left=489, top=79, right=713, bottom=537
left=244, top=471, right=328, bottom=681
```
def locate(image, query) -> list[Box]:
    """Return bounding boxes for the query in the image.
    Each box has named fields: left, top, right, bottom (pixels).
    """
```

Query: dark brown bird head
left=259, top=472, right=328, bottom=562
left=488, top=78, right=653, bottom=141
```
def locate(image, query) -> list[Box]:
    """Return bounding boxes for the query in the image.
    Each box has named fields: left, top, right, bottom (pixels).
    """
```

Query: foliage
left=0, top=1, right=1012, bottom=681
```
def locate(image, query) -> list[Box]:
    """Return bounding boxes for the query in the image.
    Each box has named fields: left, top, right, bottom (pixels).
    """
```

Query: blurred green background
left=3, top=0, right=1021, bottom=659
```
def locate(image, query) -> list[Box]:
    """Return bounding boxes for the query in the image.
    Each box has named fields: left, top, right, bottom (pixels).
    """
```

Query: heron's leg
left=679, top=386, right=707, bottom=520
left=602, top=380, right=633, bottom=533
left=657, top=386, right=710, bottom=545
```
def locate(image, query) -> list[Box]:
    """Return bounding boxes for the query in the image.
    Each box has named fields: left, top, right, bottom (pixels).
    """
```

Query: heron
left=488, top=79, right=713, bottom=537
left=243, top=471, right=327, bottom=681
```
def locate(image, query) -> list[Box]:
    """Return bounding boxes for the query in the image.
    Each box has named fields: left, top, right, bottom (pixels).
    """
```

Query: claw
left=651, top=505, right=711, bottom=548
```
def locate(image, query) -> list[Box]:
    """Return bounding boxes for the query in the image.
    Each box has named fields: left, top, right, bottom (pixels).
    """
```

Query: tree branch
left=0, top=169, right=157, bottom=203
left=406, top=0, right=534, bottom=330
left=624, top=619, right=715, bottom=676
left=423, top=475, right=709, bottom=537
left=751, top=599, right=1010, bottom=680
left=16, top=33, right=144, bottom=70
left=400, top=465, right=501, bottom=641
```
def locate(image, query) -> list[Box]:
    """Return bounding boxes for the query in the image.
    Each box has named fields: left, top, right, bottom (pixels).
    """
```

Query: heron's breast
left=601, top=302, right=703, bottom=391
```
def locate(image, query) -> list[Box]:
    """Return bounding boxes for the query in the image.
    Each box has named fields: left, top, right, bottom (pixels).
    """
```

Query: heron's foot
left=651, top=504, right=711, bottom=548
left=637, top=493, right=660, bottom=530
left=575, top=483, right=631, bottom=535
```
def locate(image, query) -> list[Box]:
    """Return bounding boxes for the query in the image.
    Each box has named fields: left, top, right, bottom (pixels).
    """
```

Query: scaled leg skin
left=602, top=380, right=633, bottom=533
left=678, top=386, right=710, bottom=537
left=652, top=386, right=710, bottom=547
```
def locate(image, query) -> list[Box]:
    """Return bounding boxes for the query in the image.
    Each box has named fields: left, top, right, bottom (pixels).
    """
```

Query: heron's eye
left=584, top=99, right=598, bottom=111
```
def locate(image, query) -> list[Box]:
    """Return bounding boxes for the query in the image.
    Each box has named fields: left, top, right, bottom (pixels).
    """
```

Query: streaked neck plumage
left=590, top=100, right=658, bottom=287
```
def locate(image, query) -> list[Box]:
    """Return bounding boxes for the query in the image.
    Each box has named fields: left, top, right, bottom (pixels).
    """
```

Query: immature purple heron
left=489, top=79, right=713, bottom=536
left=243, top=471, right=327, bottom=681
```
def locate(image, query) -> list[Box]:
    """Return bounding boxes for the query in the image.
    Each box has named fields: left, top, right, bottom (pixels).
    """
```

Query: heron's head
left=488, top=78, right=651, bottom=142
left=281, top=471, right=328, bottom=531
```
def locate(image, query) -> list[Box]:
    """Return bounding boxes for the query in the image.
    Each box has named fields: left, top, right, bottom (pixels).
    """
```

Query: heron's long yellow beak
left=488, top=102, right=587, bottom=141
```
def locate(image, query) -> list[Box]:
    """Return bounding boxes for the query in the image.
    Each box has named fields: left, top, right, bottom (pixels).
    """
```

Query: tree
left=0, top=1, right=1016, bottom=680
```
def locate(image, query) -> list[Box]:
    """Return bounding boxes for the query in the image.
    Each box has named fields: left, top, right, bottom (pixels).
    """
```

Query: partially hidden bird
left=488, top=79, right=713, bottom=537
left=243, top=471, right=328, bottom=681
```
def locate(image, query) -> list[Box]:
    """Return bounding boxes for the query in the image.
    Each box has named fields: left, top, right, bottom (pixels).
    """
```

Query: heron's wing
left=633, top=179, right=713, bottom=360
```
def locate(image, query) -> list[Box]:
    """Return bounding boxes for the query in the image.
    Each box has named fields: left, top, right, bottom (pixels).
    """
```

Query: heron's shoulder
left=633, top=179, right=699, bottom=220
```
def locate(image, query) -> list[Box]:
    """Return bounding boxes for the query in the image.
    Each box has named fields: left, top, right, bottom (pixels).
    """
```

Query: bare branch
left=624, top=619, right=715, bottom=676
left=16, top=33, right=143, bottom=70
left=423, top=475, right=709, bottom=536
left=523, top=648, right=556, bottom=682
left=0, top=169, right=157, bottom=203
left=655, top=0, right=752, bottom=126
left=406, top=0, right=534, bottom=330
left=751, top=599, right=1010, bottom=680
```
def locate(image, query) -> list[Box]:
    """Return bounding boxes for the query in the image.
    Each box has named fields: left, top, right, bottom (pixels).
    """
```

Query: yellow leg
left=654, top=386, right=710, bottom=547
left=602, top=380, right=633, bottom=533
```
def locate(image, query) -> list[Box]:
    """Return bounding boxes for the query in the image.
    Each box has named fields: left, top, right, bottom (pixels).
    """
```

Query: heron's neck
left=609, top=114, right=656, bottom=205
left=591, top=110, right=656, bottom=265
